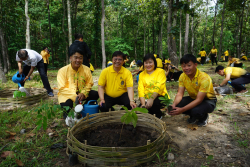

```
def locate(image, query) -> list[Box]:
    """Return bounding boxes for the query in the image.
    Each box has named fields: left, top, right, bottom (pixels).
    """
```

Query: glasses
left=113, top=58, right=123, bottom=62
left=73, top=56, right=83, bottom=60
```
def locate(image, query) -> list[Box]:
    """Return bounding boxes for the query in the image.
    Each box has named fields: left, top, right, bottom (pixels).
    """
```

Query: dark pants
left=233, top=63, right=243, bottom=68
left=225, top=56, right=228, bottom=62
left=167, top=71, right=183, bottom=81
left=44, top=63, right=48, bottom=75
left=201, top=57, right=206, bottom=64
left=211, top=54, right=217, bottom=65
left=139, top=97, right=164, bottom=118
left=22, top=59, right=52, bottom=93
left=100, top=92, right=131, bottom=112
left=176, top=96, right=216, bottom=120
left=231, top=73, right=250, bottom=92
left=60, top=90, right=99, bottom=118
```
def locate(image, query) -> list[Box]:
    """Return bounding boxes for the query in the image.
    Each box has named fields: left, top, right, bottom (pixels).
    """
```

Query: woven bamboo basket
left=67, top=111, right=168, bottom=167
left=0, top=88, right=47, bottom=109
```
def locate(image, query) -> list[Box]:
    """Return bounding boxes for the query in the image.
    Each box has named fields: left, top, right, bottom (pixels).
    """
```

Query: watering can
left=81, top=100, right=99, bottom=117
left=12, top=71, right=30, bottom=96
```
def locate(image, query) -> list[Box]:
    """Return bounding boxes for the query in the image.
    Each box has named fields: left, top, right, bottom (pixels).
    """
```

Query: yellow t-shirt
left=227, top=58, right=241, bottom=67
left=139, top=66, right=144, bottom=71
left=138, top=68, right=169, bottom=99
left=221, top=56, right=225, bottom=61
left=165, top=60, right=171, bottom=64
left=107, top=61, right=112, bottom=64
left=98, top=66, right=133, bottom=98
left=241, top=56, right=247, bottom=60
left=224, top=67, right=247, bottom=79
left=156, top=58, right=163, bottom=68
left=40, top=50, right=50, bottom=64
left=211, top=49, right=217, bottom=54
left=130, top=61, right=136, bottom=68
left=199, top=51, right=206, bottom=57
left=57, top=64, right=93, bottom=104
left=197, top=57, right=201, bottom=63
left=179, top=69, right=216, bottom=100
left=90, top=63, right=94, bottom=72
left=224, top=50, right=229, bottom=57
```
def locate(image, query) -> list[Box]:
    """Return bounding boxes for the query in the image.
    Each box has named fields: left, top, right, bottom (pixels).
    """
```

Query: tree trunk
left=134, top=18, right=139, bottom=60
left=101, top=0, right=106, bottom=69
left=244, top=5, right=249, bottom=56
left=147, top=28, right=150, bottom=53
left=203, top=0, right=208, bottom=48
left=62, top=0, right=69, bottom=64
left=47, top=0, right=54, bottom=65
left=172, top=0, right=178, bottom=60
left=212, top=1, right=218, bottom=45
left=219, top=0, right=227, bottom=61
left=0, top=26, right=8, bottom=74
left=67, top=0, right=72, bottom=46
left=144, top=19, right=146, bottom=56
left=179, top=11, right=182, bottom=58
left=0, top=66, right=6, bottom=83
left=152, top=13, right=155, bottom=53
left=25, top=0, right=30, bottom=49
left=184, top=1, right=190, bottom=55
left=74, top=0, right=79, bottom=33
left=191, top=16, right=194, bottom=55
left=238, top=1, right=246, bottom=57
left=157, top=3, right=164, bottom=57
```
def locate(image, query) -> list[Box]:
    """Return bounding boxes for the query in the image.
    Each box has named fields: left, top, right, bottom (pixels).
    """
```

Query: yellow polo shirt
left=197, top=57, right=201, bottom=63
left=224, top=67, right=247, bottom=79
left=40, top=50, right=50, bottom=64
left=90, top=63, right=94, bottom=72
left=107, top=61, right=112, bottom=64
left=139, top=66, right=144, bottom=71
left=98, top=65, right=133, bottom=98
left=211, top=49, right=217, bottom=54
left=57, top=64, right=93, bottom=104
left=199, top=51, right=206, bottom=57
left=179, top=69, right=216, bottom=100
left=138, top=68, right=169, bottom=99
left=156, top=58, right=163, bottom=68
left=241, top=56, right=247, bottom=60
left=165, top=60, right=171, bottom=64
left=227, top=58, right=241, bottom=67
left=224, top=50, right=229, bottom=57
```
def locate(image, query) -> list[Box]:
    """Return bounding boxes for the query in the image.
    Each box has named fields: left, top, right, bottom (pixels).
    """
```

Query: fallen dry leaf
left=46, top=128, right=53, bottom=134
left=239, top=113, right=248, bottom=116
left=203, top=144, right=214, bottom=155
left=50, top=122, right=58, bottom=128
left=15, top=159, right=24, bottom=166
left=26, top=133, right=36, bottom=138
left=187, top=124, right=198, bottom=130
left=219, top=111, right=228, bottom=115
left=1, top=151, right=15, bottom=158
left=55, top=161, right=64, bottom=166
left=15, top=136, right=20, bottom=141
left=6, top=131, right=16, bottom=136
left=8, top=135, right=16, bottom=140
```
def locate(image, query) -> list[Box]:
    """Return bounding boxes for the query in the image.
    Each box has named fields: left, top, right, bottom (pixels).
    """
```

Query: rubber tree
left=184, top=0, right=190, bottom=55
left=67, top=0, right=72, bottom=46
left=218, top=0, right=227, bottom=60
left=101, top=0, right=106, bottom=69
left=47, top=0, right=54, bottom=65
left=25, top=0, right=30, bottom=49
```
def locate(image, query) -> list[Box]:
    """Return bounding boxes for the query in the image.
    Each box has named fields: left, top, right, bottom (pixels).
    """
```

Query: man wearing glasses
left=98, top=51, right=137, bottom=112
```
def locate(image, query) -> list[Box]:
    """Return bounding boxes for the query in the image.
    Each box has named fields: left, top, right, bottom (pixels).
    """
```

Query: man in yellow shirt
left=169, top=54, right=217, bottom=126
left=40, top=47, right=50, bottom=75
left=208, top=45, right=218, bottom=65
left=240, top=51, right=248, bottom=61
left=57, top=47, right=99, bottom=118
left=227, top=56, right=242, bottom=67
left=198, top=48, right=207, bottom=65
left=98, top=51, right=136, bottom=112
left=215, top=65, right=250, bottom=94
left=154, top=54, right=163, bottom=68
left=224, top=49, right=229, bottom=62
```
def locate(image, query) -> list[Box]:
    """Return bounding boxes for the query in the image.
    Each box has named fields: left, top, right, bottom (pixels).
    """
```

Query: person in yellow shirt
left=215, top=65, right=250, bottom=94
left=40, top=47, right=50, bottom=75
left=154, top=54, right=163, bottom=68
left=98, top=51, right=137, bottom=112
left=198, top=48, right=207, bottom=65
left=130, top=60, right=136, bottom=68
left=227, top=56, right=242, bottom=67
left=138, top=53, right=170, bottom=118
left=123, top=54, right=129, bottom=67
left=240, top=51, right=248, bottom=61
left=208, top=45, right=218, bottom=65
left=196, top=57, right=201, bottom=64
left=169, top=54, right=217, bottom=127
left=57, top=47, right=99, bottom=119
left=107, top=60, right=113, bottom=67
left=224, top=49, right=229, bottom=62
left=165, top=63, right=183, bottom=82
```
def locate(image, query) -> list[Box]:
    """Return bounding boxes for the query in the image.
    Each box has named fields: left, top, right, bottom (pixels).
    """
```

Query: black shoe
left=187, top=116, right=197, bottom=124
left=197, top=114, right=209, bottom=127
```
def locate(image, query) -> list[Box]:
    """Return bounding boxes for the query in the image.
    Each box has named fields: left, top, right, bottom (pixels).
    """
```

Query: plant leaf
left=37, top=114, right=43, bottom=118
left=131, top=116, right=137, bottom=128
left=36, top=119, right=42, bottom=126
left=43, top=116, right=47, bottom=130
left=132, top=107, right=148, bottom=113
left=121, top=113, right=128, bottom=123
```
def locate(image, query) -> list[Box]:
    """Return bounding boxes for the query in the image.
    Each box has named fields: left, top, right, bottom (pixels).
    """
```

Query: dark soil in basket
left=75, top=123, right=160, bottom=147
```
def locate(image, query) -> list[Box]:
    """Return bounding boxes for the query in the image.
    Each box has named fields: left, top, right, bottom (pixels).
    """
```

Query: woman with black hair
left=198, top=48, right=207, bottom=65
left=208, top=45, right=218, bottom=65
left=138, top=53, right=170, bottom=119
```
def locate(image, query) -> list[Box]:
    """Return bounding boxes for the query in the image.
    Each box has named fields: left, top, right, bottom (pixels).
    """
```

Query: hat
left=136, top=60, right=142, bottom=65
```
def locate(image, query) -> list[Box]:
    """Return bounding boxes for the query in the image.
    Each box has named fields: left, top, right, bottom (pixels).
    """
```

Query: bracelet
left=25, top=76, right=29, bottom=79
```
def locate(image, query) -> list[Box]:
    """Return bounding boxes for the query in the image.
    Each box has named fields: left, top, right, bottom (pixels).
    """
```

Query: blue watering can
left=81, top=100, right=99, bottom=117
left=12, top=71, right=26, bottom=87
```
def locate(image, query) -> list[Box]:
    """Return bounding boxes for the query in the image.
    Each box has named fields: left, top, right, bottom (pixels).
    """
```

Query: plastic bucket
left=81, top=100, right=99, bottom=117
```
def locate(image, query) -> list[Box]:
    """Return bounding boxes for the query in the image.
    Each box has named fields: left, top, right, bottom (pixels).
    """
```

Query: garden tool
left=12, top=71, right=30, bottom=96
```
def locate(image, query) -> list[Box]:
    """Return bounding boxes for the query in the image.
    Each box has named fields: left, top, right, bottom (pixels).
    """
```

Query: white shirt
left=16, top=49, right=42, bottom=66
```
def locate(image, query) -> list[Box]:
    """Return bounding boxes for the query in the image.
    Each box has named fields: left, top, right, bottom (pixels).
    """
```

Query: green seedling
left=159, top=94, right=173, bottom=107
left=238, top=140, right=248, bottom=148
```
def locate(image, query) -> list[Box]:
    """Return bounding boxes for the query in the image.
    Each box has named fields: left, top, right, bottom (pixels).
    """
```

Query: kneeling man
left=57, top=47, right=99, bottom=118
left=169, top=54, right=217, bottom=126
left=98, top=51, right=136, bottom=112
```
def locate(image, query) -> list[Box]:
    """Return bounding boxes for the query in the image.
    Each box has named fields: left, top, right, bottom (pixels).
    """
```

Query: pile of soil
left=75, top=123, right=159, bottom=147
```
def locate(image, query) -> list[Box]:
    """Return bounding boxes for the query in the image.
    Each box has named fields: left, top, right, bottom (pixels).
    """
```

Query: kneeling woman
left=138, top=53, right=170, bottom=118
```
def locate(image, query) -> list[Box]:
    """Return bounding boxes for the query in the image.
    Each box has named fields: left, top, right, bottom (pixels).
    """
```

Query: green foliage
left=120, top=106, right=148, bottom=128
left=159, top=94, right=173, bottom=107
left=238, top=140, right=248, bottom=148
left=13, top=90, right=26, bottom=98
left=105, top=38, right=133, bottom=58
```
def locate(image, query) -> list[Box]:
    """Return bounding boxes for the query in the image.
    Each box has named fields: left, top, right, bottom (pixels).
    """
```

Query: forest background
left=0, top=0, right=249, bottom=73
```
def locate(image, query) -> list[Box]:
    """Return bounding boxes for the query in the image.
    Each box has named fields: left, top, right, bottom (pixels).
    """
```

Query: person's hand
left=130, top=101, right=137, bottom=109
left=146, top=99, right=154, bottom=109
left=168, top=65, right=171, bottom=70
left=99, top=99, right=105, bottom=107
left=77, top=93, right=86, bottom=101
left=19, top=69, right=23, bottom=75
left=215, top=55, right=217, bottom=58
left=22, top=76, right=29, bottom=83
left=168, top=107, right=183, bottom=116
left=141, top=105, right=146, bottom=108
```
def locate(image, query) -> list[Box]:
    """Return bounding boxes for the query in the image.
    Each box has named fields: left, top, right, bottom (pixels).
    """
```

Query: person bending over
left=138, top=54, right=170, bottom=119
left=227, top=56, right=242, bottom=67
left=215, top=65, right=250, bottom=94
left=169, top=54, right=217, bottom=127
left=165, top=63, right=183, bottom=82
left=98, top=51, right=136, bottom=112
left=57, top=47, right=99, bottom=119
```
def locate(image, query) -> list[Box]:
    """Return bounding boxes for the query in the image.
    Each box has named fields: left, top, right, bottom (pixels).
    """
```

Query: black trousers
left=225, top=56, right=228, bottom=62
left=139, top=97, right=164, bottom=118
left=231, top=73, right=250, bottom=91
left=211, top=54, right=217, bottom=65
left=167, top=71, right=183, bottom=81
left=233, top=63, right=243, bottom=68
left=22, top=59, right=52, bottom=93
left=176, top=96, right=216, bottom=120
left=44, top=63, right=48, bottom=75
left=100, top=92, right=131, bottom=112
left=201, top=57, right=206, bottom=64
left=60, top=90, right=99, bottom=118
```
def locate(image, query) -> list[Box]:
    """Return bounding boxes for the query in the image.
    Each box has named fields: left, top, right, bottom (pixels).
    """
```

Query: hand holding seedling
left=77, top=93, right=86, bottom=101
left=130, top=101, right=137, bottom=109
left=168, top=106, right=183, bottom=115
left=146, top=99, right=153, bottom=109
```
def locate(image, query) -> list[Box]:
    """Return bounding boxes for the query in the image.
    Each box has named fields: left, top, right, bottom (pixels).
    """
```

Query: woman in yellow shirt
left=138, top=53, right=170, bottom=118
left=208, top=45, right=217, bottom=65
left=227, top=56, right=243, bottom=67
left=40, top=47, right=50, bottom=75
left=198, top=48, right=207, bottom=65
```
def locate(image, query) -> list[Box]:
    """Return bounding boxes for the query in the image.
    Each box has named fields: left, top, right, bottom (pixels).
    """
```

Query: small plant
left=159, top=94, right=173, bottom=107
left=238, top=140, right=248, bottom=148
left=120, top=106, right=148, bottom=128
